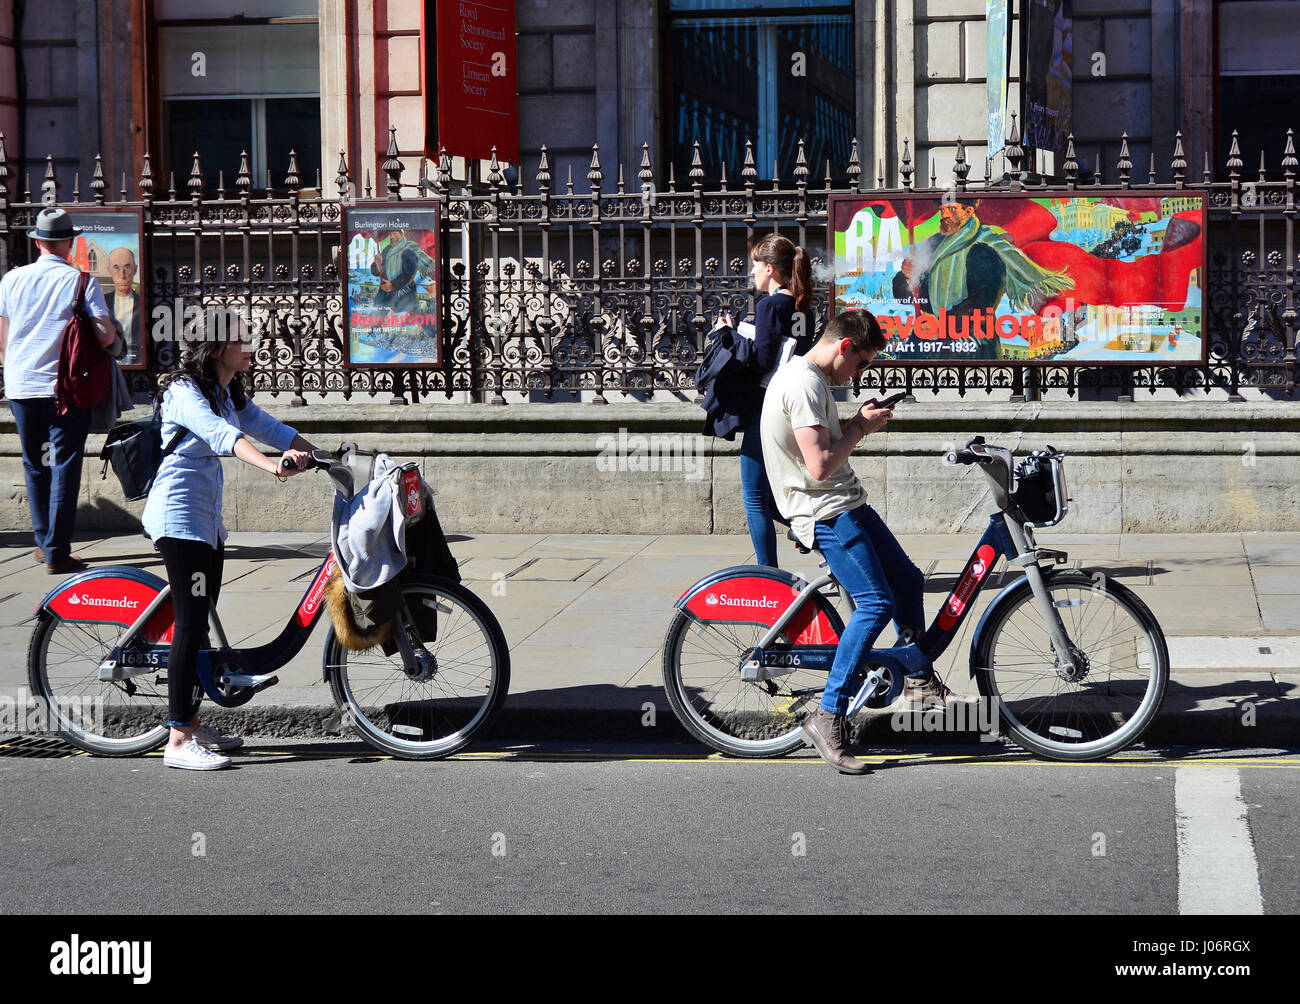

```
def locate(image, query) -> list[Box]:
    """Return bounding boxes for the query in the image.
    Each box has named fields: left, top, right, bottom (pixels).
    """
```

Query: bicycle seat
left=786, top=528, right=813, bottom=555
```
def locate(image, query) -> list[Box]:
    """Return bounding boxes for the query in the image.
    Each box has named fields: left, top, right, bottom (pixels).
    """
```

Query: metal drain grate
left=0, top=735, right=83, bottom=758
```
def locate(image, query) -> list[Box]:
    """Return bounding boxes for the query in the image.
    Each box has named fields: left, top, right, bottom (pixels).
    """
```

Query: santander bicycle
left=663, top=437, right=1169, bottom=761
left=27, top=445, right=509, bottom=760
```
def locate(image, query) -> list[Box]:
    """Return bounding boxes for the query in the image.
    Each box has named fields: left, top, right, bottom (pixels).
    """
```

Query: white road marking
left=1175, top=767, right=1264, bottom=915
left=1167, top=635, right=1300, bottom=669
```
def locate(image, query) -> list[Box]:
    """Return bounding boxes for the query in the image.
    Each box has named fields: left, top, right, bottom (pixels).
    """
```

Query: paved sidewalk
left=1, top=527, right=1297, bottom=747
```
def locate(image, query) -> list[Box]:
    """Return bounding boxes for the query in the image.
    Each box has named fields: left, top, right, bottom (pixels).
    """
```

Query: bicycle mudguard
left=37, top=566, right=175, bottom=644
left=675, top=565, right=840, bottom=644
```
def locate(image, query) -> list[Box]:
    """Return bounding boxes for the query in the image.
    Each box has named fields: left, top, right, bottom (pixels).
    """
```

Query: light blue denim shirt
left=141, top=378, right=298, bottom=547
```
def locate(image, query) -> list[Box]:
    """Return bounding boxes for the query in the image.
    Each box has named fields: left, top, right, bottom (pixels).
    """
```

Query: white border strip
left=1175, top=767, right=1265, bottom=914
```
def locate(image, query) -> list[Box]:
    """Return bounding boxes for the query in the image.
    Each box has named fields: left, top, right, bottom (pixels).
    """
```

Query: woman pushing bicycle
left=759, top=308, right=976, bottom=774
left=142, top=307, right=320, bottom=770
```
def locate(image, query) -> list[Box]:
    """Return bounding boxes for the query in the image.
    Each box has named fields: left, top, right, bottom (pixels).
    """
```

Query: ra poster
left=342, top=204, right=441, bottom=366
left=59, top=208, right=147, bottom=368
left=828, top=193, right=1206, bottom=364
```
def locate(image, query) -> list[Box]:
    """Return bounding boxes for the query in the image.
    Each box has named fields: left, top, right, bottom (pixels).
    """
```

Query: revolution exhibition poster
left=828, top=193, right=1206, bottom=364
left=343, top=204, right=441, bottom=366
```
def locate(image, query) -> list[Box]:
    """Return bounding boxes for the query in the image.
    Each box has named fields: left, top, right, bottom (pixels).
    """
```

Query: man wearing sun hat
left=0, top=207, right=117, bottom=573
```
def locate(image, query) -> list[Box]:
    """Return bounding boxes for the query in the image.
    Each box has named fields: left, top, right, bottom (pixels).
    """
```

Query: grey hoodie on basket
left=330, top=453, right=419, bottom=591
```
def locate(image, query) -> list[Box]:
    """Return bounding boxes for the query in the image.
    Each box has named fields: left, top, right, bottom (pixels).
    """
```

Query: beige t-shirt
left=760, top=355, right=868, bottom=547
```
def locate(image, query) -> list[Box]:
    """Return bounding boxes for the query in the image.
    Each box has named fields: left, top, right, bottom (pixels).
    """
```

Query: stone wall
left=5, top=402, right=1297, bottom=537
left=910, top=0, right=1173, bottom=187
left=12, top=0, right=100, bottom=191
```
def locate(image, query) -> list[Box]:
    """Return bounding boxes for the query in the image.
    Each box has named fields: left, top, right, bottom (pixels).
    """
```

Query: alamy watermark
left=148, top=301, right=265, bottom=345
left=596, top=428, right=708, bottom=482
left=889, top=696, right=1000, bottom=742
left=0, top=688, right=104, bottom=735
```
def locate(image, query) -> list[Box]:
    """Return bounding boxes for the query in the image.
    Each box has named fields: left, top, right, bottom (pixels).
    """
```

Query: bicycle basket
left=1011, top=452, right=1068, bottom=527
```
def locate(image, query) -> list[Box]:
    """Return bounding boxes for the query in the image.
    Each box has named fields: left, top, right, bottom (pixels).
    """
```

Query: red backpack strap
left=73, top=270, right=92, bottom=312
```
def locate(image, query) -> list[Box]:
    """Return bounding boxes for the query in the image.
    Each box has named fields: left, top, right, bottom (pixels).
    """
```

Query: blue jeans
left=8, top=397, right=91, bottom=564
left=740, top=409, right=782, bottom=566
left=813, top=505, right=928, bottom=714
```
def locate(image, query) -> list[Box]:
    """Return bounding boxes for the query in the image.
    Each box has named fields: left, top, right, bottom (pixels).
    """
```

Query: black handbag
left=98, top=405, right=189, bottom=502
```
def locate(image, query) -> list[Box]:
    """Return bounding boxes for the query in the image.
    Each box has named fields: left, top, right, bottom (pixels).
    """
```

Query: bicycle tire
left=972, top=570, right=1169, bottom=761
left=325, top=576, right=509, bottom=759
left=27, top=611, right=170, bottom=757
left=661, top=583, right=845, bottom=758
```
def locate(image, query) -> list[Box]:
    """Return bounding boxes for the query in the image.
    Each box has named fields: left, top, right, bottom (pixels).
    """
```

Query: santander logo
left=716, top=593, right=779, bottom=610
left=67, top=593, right=138, bottom=610
left=297, top=554, right=336, bottom=624
left=705, top=593, right=719, bottom=606
left=939, top=545, right=996, bottom=630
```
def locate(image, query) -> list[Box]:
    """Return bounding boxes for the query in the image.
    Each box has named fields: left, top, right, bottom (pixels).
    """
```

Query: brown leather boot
left=902, top=670, right=979, bottom=710
left=802, top=707, right=869, bottom=775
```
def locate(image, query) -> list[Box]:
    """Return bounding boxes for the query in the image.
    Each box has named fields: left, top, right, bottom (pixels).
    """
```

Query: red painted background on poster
left=429, top=0, right=519, bottom=163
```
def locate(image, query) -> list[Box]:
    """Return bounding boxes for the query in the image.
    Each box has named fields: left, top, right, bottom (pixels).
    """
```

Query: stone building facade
left=1, top=2, right=1290, bottom=202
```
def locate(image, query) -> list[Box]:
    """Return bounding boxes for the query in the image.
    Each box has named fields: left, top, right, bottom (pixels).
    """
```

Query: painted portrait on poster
left=56, top=208, right=148, bottom=368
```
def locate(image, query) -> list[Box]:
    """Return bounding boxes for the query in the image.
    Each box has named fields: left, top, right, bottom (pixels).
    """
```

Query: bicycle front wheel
left=661, top=589, right=844, bottom=758
left=27, top=612, right=169, bottom=756
left=325, top=577, right=509, bottom=759
left=973, top=571, right=1169, bottom=760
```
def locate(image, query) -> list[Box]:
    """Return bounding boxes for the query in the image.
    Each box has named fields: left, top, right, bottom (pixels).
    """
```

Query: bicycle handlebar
left=279, top=450, right=340, bottom=473
left=945, top=448, right=993, bottom=466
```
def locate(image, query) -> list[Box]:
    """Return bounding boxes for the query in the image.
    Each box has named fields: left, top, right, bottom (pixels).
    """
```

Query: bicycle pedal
left=219, top=672, right=279, bottom=689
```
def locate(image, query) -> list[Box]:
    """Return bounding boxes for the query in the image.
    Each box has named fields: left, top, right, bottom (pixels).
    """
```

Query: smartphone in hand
left=875, top=391, right=908, bottom=409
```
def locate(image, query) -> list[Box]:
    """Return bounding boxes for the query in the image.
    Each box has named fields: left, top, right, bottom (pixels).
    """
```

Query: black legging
left=156, top=537, right=225, bottom=727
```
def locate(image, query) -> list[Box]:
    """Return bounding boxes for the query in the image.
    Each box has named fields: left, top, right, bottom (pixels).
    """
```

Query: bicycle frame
left=39, top=551, right=338, bottom=709
left=727, top=508, right=1079, bottom=715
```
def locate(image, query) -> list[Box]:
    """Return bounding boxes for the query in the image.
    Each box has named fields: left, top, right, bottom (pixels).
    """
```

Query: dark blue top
left=699, top=292, right=816, bottom=439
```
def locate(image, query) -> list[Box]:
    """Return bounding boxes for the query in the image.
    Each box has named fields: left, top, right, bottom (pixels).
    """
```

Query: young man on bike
left=759, top=309, right=975, bottom=774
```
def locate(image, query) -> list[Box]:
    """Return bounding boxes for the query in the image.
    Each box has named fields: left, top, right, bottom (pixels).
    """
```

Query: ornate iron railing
left=1, top=122, right=1296, bottom=403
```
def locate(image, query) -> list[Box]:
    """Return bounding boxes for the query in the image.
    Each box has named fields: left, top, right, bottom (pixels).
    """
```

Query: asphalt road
left=1, top=741, right=1296, bottom=917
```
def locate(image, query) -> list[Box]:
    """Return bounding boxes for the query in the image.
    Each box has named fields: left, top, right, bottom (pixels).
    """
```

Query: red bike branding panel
left=297, top=552, right=337, bottom=626
left=682, top=575, right=839, bottom=645
left=938, top=544, right=997, bottom=630
left=46, top=576, right=176, bottom=642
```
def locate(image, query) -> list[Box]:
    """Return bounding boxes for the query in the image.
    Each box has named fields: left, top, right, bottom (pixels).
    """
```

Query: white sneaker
left=163, top=738, right=231, bottom=771
left=193, top=722, right=243, bottom=752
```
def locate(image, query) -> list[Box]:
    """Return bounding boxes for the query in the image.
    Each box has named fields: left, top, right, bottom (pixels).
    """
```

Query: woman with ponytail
left=709, top=233, right=816, bottom=566
left=142, top=307, right=320, bottom=770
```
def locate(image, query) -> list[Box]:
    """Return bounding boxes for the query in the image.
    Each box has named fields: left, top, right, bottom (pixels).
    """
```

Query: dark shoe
left=34, top=547, right=46, bottom=563
left=46, top=556, right=88, bottom=575
left=801, top=707, right=869, bottom=775
left=902, top=670, right=979, bottom=710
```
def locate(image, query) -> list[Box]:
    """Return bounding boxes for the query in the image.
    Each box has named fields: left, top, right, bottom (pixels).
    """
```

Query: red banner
left=429, top=0, right=518, bottom=163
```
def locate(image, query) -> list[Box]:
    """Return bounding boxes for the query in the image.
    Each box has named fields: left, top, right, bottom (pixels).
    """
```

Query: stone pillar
left=613, top=0, right=658, bottom=179
left=320, top=0, right=350, bottom=195
left=1178, top=0, right=1213, bottom=180
left=891, top=0, right=916, bottom=188
left=95, top=0, right=149, bottom=198
left=0, top=4, right=19, bottom=151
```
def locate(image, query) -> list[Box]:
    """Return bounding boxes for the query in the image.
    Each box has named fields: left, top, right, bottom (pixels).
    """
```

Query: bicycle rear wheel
left=27, top=612, right=169, bottom=756
left=661, top=586, right=844, bottom=758
left=973, top=571, right=1168, bottom=760
left=325, top=576, right=509, bottom=759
